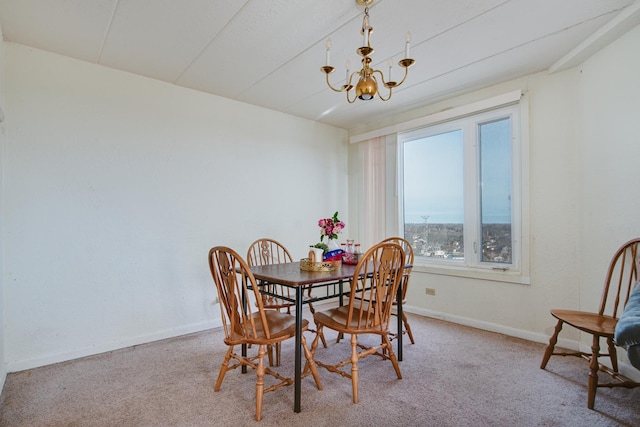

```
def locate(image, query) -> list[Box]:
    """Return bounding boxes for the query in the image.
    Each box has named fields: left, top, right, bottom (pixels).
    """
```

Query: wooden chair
left=309, top=241, right=405, bottom=403
left=337, top=237, right=416, bottom=346
left=246, top=238, right=296, bottom=315
left=540, top=237, right=640, bottom=409
left=208, top=246, right=322, bottom=421
left=246, top=238, right=326, bottom=366
left=380, top=237, right=416, bottom=344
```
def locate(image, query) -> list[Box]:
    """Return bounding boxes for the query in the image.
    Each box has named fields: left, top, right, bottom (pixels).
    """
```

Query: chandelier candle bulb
left=345, top=60, right=350, bottom=82
left=388, top=58, right=393, bottom=80
left=405, top=32, right=411, bottom=58
left=363, top=13, right=370, bottom=46
left=326, top=39, right=331, bottom=66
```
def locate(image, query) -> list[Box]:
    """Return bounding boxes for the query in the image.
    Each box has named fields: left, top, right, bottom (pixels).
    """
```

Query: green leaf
left=314, top=242, right=329, bottom=253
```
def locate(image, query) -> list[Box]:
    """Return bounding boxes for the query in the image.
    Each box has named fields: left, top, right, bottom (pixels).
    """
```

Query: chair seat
left=314, top=302, right=383, bottom=335
left=261, top=294, right=317, bottom=309
left=230, top=311, right=309, bottom=344
left=261, top=295, right=295, bottom=310
left=550, top=309, right=617, bottom=337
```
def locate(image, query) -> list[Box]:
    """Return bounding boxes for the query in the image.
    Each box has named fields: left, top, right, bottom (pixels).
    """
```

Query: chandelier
left=321, top=0, right=415, bottom=103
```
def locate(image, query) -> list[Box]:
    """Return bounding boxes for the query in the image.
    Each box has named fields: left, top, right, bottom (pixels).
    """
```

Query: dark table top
left=249, top=261, right=359, bottom=287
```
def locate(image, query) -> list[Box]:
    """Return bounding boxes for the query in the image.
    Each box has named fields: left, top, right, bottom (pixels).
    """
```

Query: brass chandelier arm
left=382, top=63, right=412, bottom=89
left=322, top=66, right=347, bottom=92
left=322, top=66, right=358, bottom=93
left=346, top=89, right=358, bottom=104
left=371, top=69, right=392, bottom=101
left=345, top=70, right=359, bottom=103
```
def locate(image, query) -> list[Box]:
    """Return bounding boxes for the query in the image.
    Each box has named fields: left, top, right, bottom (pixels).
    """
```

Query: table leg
left=396, top=281, right=403, bottom=361
left=294, top=286, right=303, bottom=413
left=337, top=279, right=344, bottom=342
left=242, top=283, right=248, bottom=373
left=241, top=344, right=248, bottom=373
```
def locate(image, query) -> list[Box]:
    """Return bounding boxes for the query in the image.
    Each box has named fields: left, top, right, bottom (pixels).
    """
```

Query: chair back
left=346, top=242, right=405, bottom=331
left=246, top=238, right=295, bottom=309
left=247, top=238, right=293, bottom=266
left=208, top=246, right=271, bottom=345
left=380, top=237, right=414, bottom=301
left=599, top=238, right=640, bottom=318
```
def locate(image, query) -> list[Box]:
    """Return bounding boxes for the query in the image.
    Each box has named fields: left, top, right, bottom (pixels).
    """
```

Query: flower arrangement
left=318, top=211, right=345, bottom=241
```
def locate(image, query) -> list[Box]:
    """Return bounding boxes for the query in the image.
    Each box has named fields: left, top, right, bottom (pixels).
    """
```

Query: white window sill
left=413, top=262, right=531, bottom=285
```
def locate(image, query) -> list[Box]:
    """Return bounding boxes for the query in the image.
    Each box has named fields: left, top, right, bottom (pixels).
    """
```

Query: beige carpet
left=1, top=310, right=639, bottom=426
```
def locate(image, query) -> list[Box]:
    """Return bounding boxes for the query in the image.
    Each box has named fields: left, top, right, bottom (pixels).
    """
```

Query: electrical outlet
left=425, top=288, right=436, bottom=296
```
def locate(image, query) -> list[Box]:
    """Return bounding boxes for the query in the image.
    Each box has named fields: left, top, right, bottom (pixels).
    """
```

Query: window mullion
left=463, top=121, right=479, bottom=266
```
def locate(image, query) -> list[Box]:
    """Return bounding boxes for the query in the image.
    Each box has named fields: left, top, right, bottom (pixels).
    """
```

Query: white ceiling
left=0, top=0, right=639, bottom=131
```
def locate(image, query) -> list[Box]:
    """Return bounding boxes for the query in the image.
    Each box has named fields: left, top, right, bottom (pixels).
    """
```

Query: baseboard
left=404, top=305, right=569, bottom=346
left=6, top=319, right=223, bottom=373
left=617, top=361, right=640, bottom=381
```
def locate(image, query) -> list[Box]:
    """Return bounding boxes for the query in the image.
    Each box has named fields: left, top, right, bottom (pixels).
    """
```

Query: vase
left=327, top=238, right=340, bottom=252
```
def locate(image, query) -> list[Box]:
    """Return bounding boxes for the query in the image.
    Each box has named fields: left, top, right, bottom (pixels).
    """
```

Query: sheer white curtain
left=361, top=136, right=388, bottom=249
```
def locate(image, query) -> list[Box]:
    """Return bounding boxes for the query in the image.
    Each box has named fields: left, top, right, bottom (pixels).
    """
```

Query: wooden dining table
left=247, top=261, right=406, bottom=413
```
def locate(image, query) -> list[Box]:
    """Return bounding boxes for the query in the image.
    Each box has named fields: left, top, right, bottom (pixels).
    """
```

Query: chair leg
left=214, top=346, right=234, bottom=391
left=255, top=344, right=266, bottom=421
left=382, top=333, right=403, bottom=379
left=607, top=337, right=618, bottom=372
left=307, top=327, right=328, bottom=348
left=307, top=286, right=316, bottom=314
left=350, top=334, right=359, bottom=404
left=541, top=319, right=563, bottom=369
left=301, top=334, right=323, bottom=390
left=267, top=344, right=274, bottom=366
left=588, top=335, right=600, bottom=410
left=318, top=328, right=328, bottom=348
left=402, top=312, right=415, bottom=344
left=309, top=323, right=323, bottom=357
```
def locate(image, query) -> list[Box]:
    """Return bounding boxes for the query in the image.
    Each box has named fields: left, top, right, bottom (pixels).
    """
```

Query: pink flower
left=318, top=212, right=345, bottom=242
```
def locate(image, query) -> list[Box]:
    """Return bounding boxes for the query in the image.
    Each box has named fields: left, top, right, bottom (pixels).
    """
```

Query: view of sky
left=402, top=118, right=512, bottom=225
left=403, top=129, right=464, bottom=224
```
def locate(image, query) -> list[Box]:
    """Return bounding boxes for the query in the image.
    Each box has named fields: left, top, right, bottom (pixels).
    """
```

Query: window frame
left=396, top=100, right=529, bottom=285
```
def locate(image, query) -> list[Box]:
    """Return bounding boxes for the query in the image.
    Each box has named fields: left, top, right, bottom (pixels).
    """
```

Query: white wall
left=2, top=43, right=348, bottom=371
left=350, top=24, right=640, bottom=353
left=577, top=24, right=640, bottom=313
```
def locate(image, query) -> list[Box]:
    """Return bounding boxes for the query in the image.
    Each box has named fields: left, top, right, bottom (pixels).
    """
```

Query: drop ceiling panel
left=176, top=0, right=357, bottom=98
left=99, top=0, right=247, bottom=82
left=0, top=0, right=115, bottom=62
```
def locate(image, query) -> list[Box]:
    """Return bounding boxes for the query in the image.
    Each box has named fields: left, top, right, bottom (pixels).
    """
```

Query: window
left=398, top=104, right=521, bottom=273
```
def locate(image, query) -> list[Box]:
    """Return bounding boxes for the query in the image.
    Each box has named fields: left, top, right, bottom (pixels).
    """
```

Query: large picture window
left=398, top=104, right=521, bottom=272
